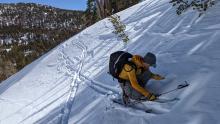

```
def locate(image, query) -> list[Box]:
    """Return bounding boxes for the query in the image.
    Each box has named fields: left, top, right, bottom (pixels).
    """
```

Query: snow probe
left=156, top=81, right=189, bottom=97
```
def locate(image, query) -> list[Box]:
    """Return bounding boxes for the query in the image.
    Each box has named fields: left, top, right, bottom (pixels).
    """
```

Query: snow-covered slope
left=1, top=0, right=220, bottom=123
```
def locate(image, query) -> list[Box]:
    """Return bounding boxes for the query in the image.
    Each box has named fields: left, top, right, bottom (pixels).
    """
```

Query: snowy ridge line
left=60, top=41, right=87, bottom=124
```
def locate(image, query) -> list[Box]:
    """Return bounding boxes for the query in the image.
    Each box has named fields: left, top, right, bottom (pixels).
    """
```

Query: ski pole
left=156, top=81, right=189, bottom=97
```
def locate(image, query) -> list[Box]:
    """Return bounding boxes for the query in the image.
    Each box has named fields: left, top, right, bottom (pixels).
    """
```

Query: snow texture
left=1, top=0, right=220, bottom=124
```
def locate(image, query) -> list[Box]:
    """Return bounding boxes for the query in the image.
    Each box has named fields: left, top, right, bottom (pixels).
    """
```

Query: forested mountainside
left=0, top=3, right=86, bottom=82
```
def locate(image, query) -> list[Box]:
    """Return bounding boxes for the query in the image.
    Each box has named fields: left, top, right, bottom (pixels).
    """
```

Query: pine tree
left=95, top=0, right=141, bottom=19
left=170, top=0, right=216, bottom=16
left=85, top=0, right=99, bottom=26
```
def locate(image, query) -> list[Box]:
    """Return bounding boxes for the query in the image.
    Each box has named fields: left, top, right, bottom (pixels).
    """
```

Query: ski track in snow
left=1, top=31, right=122, bottom=123
left=42, top=33, right=123, bottom=123
left=60, top=41, right=87, bottom=124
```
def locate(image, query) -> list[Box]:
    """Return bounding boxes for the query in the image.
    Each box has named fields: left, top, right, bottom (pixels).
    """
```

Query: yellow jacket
left=118, top=55, right=164, bottom=100
left=119, top=63, right=152, bottom=98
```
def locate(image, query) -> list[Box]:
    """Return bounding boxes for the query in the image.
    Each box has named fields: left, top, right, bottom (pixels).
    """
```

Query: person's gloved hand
left=148, top=93, right=157, bottom=101
left=152, top=74, right=165, bottom=80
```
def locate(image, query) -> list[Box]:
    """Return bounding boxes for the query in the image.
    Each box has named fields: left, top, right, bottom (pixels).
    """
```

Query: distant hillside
left=0, top=3, right=86, bottom=82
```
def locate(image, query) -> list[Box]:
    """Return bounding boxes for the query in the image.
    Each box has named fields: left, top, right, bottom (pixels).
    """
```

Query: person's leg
left=127, top=71, right=152, bottom=100
left=120, top=71, right=153, bottom=101
left=123, top=81, right=144, bottom=100
left=137, top=70, right=152, bottom=87
left=119, top=82, right=130, bottom=105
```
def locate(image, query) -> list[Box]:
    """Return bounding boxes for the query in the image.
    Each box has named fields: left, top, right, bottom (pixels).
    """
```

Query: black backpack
left=109, top=51, right=135, bottom=80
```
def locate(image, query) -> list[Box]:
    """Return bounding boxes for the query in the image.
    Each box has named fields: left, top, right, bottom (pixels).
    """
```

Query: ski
left=112, top=98, right=153, bottom=113
left=111, top=97, right=179, bottom=114
left=109, top=81, right=189, bottom=114
left=130, top=97, right=179, bottom=105
left=154, top=97, right=180, bottom=103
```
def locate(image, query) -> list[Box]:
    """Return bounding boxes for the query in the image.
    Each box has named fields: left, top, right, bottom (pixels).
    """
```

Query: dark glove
left=148, top=93, right=157, bottom=101
left=152, top=74, right=165, bottom=80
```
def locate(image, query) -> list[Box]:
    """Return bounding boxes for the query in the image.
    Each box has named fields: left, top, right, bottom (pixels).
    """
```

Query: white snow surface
left=1, top=0, right=220, bottom=124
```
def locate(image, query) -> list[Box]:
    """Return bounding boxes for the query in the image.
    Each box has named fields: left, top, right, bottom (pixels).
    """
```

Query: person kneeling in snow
left=117, top=52, right=165, bottom=104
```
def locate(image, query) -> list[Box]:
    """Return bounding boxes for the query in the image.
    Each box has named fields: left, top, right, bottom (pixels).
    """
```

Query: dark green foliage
left=0, top=3, right=86, bottom=82
left=170, top=0, right=216, bottom=16
left=84, top=0, right=99, bottom=26
left=0, top=57, right=16, bottom=81
left=108, top=14, right=129, bottom=43
left=96, top=0, right=141, bottom=19
left=84, top=0, right=142, bottom=26
left=0, top=28, right=78, bottom=76
left=116, top=0, right=141, bottom=12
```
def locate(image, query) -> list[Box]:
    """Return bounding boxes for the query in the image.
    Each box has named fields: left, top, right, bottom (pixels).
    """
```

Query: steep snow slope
left=1, top=0, right=220, bottom=124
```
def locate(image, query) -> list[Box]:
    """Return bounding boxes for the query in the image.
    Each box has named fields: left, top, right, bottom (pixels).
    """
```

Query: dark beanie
left=144, top=52, right=156, bottom=66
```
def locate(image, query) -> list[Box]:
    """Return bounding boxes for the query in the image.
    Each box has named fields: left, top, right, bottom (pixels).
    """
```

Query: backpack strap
left=113, top=52, right=127, bottom=71
left=117, top=62, right=136, bottom=83
left=125, top=61, right=137, bottom=72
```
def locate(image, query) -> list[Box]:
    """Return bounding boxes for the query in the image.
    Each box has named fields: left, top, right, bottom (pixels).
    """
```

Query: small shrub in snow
left=108, top=14, right=129, bottom=43
left=170, top=0, right=216, bottom=16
